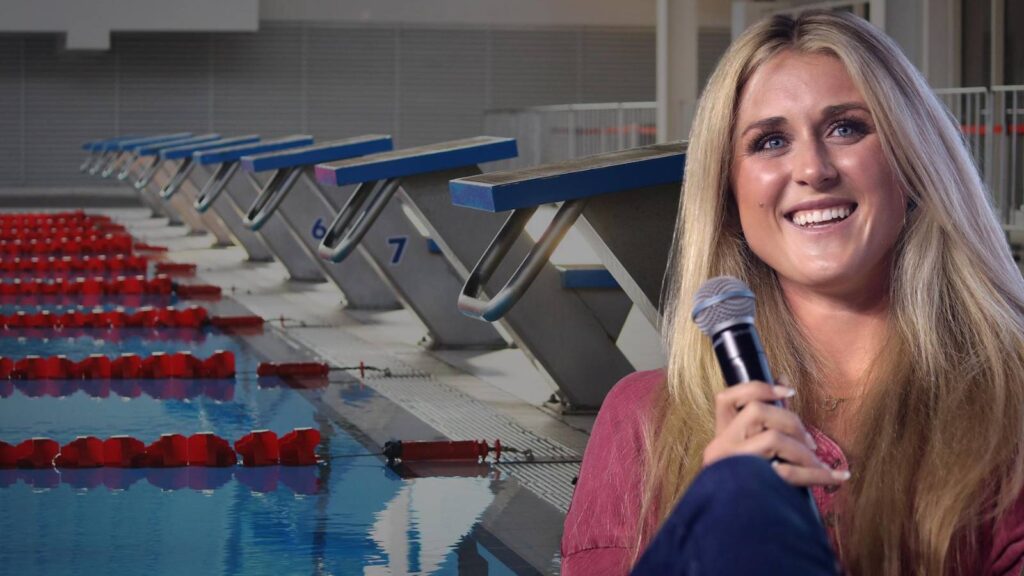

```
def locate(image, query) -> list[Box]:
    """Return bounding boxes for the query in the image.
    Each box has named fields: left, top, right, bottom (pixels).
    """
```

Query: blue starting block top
left=449, top=142, right=686, bottom=212
left=137, top=134, right=221, bottom=157
left=161, top=135, right=260, bottom=160
left=558, top=265, right=620, bottom=290
left=241, top=135, right=394, bottom=173
left=314, top=136, right=517, bottom=187
left=84, top=135, right=142, bottom=152
left=115, top=133, right=194, bottom=153
left=195, top=135, right=314, bottom=166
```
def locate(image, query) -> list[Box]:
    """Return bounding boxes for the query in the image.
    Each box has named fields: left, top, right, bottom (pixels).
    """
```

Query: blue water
left=0, top=322, right=528, bottom=574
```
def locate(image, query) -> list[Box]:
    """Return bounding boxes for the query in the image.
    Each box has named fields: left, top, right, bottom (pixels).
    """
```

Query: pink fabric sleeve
left=561, top=369, right=664, bottom=576
left=988, top=492, right=1024, bottom=575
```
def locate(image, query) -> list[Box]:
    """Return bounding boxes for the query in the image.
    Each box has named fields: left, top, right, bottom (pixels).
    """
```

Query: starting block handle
left=317, top=178, right=400, bottom=263
left=194, top=162, right=239, bottom=213
left=242, top=167, right=302, bottom=231
left=457, top=199, right=587, bottom=322
left=159, top=157, right=196, bottom=200
left=133, top=157, right=162, bottom=190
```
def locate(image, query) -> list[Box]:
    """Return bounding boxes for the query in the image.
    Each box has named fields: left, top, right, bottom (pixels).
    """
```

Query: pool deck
left=101, top=205, right=595, bottom=573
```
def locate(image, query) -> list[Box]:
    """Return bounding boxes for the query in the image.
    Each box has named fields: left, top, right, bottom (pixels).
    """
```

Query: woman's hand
left=702, top=381, right=850, bottom=487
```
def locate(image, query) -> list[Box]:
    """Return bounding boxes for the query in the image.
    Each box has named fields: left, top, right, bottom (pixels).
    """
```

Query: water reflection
left=0, top=466, right=321, bottom=495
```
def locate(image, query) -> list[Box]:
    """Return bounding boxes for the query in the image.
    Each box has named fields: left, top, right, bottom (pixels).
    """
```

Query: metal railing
left=483, top=102, right=656, bottom=171
left=487, top=90, right=1023, bottom=234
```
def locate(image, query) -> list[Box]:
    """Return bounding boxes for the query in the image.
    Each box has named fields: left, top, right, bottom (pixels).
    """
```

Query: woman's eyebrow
left=822, top=102, right=870, bottom=118
left=739, top=116, right=785, bottom=137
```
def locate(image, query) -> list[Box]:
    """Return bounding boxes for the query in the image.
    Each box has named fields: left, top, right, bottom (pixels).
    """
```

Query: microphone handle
left=712, top=323, right=823, bottom=525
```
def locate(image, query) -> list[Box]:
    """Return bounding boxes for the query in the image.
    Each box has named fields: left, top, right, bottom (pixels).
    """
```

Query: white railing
left=483, top=102, right=657, bottom=171
left=935, top=86, right=1024, bottom=231
left=486, top=90, right=1023, bottom=232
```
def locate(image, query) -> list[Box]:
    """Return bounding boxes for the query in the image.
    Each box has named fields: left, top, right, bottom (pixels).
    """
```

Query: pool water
left=0, top=318, right=534, bottom=574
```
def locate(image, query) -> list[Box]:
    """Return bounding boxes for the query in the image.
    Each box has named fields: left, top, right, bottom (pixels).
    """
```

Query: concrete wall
left=259, top=0, right=656, bottom=27
left=0, top=22, right=655, bottom=189
left=0, top=0, right=257, bottom=50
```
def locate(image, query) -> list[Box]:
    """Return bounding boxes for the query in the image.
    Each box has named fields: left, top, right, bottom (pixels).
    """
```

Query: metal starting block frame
left=85, top=133, right=195, bottom=223
left=129, top=134, right=236, bottom=245
left=447, top=142, right=687, bottom=406
left=155, top=136, right=274, bottom=262
left=241, top=135, right=502, bottom=348
left=314, top=136, right=635, bottom=410
left=81, top=135, right=140, bottom=175
left=190, top=135, right=350, bottom=286
left=102, top=133, right=192, bottom=180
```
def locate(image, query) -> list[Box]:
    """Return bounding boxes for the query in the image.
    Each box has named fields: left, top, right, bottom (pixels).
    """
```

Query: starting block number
left=311, top=218, right=327, bottom=240
left=386, top=236, right=408, bottom=265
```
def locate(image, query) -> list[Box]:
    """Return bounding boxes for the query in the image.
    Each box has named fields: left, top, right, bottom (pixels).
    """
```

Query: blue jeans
left=632, top=456, right=840, bottom=575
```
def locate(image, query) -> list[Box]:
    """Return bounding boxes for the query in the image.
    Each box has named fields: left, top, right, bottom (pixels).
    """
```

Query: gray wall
left=0, top=22, right=655, bottom=188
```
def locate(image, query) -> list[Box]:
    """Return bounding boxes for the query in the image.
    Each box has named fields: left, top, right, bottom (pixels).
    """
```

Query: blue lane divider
left=448, top=143, right=686, bottom=212
left=194, top=135, right=314, bottom=166
left=314, top=136, right=517, bottom=187
left=161, top=135, right=261, bottom=160
left=241, top=135, right=394, bottom=173
left=136, top=134, right=222, bottom=157
left=558, top=266, right=620, bottom=290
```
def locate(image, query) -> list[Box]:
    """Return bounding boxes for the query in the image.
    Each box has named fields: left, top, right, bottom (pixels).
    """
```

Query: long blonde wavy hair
left=641, top=10, right=1024, bottom=575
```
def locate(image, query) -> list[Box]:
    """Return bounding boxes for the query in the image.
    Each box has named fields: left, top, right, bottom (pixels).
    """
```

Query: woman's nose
left=792, top=141, right=839, bottom=190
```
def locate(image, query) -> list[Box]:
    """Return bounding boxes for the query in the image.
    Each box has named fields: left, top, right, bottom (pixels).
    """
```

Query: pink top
left=561, top=369, right=1024, bottom=575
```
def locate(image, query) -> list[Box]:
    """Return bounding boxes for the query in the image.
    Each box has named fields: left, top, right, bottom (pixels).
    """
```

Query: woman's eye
left=758, top=136, right=786, bottom=151
left=830, top=120, right=866, bottom=139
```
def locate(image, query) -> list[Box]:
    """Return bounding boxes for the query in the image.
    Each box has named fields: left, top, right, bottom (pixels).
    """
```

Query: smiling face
left=730, top=50, right=906, bottom=302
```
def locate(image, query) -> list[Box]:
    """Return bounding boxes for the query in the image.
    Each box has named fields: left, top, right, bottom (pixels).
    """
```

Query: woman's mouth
left=786, top=203, right=857, bottom=228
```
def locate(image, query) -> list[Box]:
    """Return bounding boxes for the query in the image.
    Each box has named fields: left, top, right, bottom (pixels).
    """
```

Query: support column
left=656, top=0, right=699, bottom=143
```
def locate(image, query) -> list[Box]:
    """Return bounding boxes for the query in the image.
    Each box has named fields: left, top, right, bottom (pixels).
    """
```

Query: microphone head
left=691, top=276, right=757, bottom=336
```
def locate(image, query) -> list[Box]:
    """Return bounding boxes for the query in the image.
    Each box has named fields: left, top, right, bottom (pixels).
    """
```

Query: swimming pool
left=0, top=306, right=541, bottom=574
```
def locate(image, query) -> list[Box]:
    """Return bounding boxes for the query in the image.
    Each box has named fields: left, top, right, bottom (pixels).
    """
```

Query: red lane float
left=0, top=276, right=218, bottom=300
left=0, top=441, right=16, bottom=467
left=14, top=438, right=60, bottom=468
left=144, top=434, right=188, bottom=467
left=0, top=307, right=211, bottom=330
left=0, top=255, right=148, bottom=275
left=133, top=243, right=167, bottom=253
left=257, top=362, right=330, bottom=378
left=0, top=226, right=126, bottom=241
left=383, top=439, right=502, bottom=463
left=103, top=436, right=148, bottom=468
left=235, top=430, right=280, bottom=466
left=0, top=234, right=134, bottom=256
left=173, top=283, right=221, bottom=299
left=0, top=212, right=110, bottom=226
left=0, top=275, right=171, bottom=297
left=1, top=429, right=319, bottom=469
left=54, top=436, right=105, bottom=468
left=187, top=433, right=237, bottom=467
left=154, top=262, right=196, bottom=276
left=0, top=350, right=235, bottom=380
left=280, top=428, right=321, bottom=466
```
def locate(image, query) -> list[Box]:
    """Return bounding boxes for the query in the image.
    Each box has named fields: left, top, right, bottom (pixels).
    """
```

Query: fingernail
left=804, top=432, right=817, bottom=450
left=773, top=386, right=796, bottom=398
left=831, top=470, right=851, bottom=481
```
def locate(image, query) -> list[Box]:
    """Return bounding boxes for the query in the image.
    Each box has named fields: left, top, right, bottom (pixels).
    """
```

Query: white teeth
left=791, top=205, right=853, bottom=227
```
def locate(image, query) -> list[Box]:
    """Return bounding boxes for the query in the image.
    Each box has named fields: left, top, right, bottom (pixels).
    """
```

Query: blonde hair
left=642, top=10, right=1024, bottom=575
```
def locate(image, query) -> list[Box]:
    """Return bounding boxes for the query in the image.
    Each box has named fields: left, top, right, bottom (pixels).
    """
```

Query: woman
left=562, top=10, right=1024, bottom=575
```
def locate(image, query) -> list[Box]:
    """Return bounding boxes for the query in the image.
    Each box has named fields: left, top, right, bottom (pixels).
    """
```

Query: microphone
left=691, top=276, right=774, bottom=389
left=691, top=276, right=822, bottom=520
